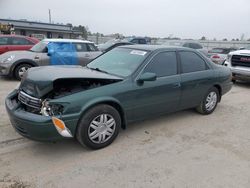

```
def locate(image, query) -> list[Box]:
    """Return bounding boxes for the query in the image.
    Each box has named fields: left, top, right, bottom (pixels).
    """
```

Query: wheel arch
left=10, top=59, right=38, bottom=77
left=77, top=98, right=127, bottom=132
left=213, top=84, right=222, bottom=102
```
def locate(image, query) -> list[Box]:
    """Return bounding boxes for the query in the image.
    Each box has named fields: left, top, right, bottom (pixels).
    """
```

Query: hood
left=230, top=50, right=250, bottom=56
left=0, top=50, right=37, bottom=61
left=1, top=50, right=35, bottom=57
left=20, top=66, right=123, bottom=98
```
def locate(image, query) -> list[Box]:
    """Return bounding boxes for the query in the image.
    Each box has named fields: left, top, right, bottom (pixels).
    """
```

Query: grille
left=18, top=91, right=41, bottom=109
left=231, top=55, right=250, bottom=67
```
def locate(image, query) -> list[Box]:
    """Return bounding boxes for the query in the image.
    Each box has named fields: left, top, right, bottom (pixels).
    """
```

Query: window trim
left=177, top=50, right=210, bottom=74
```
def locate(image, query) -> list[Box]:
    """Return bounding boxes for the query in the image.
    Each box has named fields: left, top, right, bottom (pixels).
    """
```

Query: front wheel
left=196, top=87, right=219, bottom=115
left=14, top=64, right=32, bottom=80
left=76, top=104, right=121, bottom=149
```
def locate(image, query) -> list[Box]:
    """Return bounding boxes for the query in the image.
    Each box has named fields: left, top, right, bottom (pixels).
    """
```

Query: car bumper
left=5, top=90, right=79, bottom=142
left=221, top=82, right=233, bottom=95
left=223, top=62, right=250, bottom=81
left=0, top=63, right=11, bottom=76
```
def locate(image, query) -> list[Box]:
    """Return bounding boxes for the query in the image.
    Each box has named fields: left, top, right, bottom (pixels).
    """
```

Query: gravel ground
left=0, top=77, right=250, bottom=188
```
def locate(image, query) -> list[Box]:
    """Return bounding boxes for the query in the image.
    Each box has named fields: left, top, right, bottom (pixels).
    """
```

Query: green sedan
left=5, top=45, right=232, bottom=149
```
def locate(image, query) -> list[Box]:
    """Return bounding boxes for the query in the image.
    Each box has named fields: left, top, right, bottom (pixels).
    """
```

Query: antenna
left=49, top=9, right=52, bottom=23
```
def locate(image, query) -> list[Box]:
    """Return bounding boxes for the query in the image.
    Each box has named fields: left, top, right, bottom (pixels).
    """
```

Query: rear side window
left=0, top=37, right=9, bottom=45
left=144, top=52, right=177, bottom=77
left=74, top=43, right=87, bottom=52
left=179, top=51, right=207, bottom=73
left=11, top=37, right=33, bottom=45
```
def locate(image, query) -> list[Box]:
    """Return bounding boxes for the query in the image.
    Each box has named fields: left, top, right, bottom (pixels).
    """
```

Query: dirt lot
left=0, top=77, right=250, bottom=188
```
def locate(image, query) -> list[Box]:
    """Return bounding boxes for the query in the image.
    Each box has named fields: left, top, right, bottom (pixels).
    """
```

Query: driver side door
left=126, top=51, right=181, bottom=121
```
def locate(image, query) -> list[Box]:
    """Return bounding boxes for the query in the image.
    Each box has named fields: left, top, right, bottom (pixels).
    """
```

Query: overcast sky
left=0, top=0, right=250, bottom=40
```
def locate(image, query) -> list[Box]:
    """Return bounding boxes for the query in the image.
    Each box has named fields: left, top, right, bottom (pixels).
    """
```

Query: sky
left=0, top=0, right=250, bottom=40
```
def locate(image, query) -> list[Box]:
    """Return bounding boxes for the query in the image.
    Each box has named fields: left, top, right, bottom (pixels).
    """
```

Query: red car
left=0, top=35, right=39, bottom=55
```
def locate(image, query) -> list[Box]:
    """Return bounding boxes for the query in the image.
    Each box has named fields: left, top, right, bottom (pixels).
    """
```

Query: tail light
left=212, top=55, right=220, bottom=59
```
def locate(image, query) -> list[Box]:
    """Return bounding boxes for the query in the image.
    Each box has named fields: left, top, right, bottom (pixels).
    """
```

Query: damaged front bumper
left=5, top=90, right=79, bottom=141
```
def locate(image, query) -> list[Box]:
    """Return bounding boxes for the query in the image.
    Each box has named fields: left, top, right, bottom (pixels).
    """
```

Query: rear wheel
left=76, top=104, right=121, bottom=149
left=196, top=87, right=219, bottom=115
left=14, top=64, right=32, bottom=80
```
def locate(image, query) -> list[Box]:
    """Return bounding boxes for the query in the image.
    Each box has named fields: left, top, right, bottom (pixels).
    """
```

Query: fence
left=86, top=35, right=250, bottom=50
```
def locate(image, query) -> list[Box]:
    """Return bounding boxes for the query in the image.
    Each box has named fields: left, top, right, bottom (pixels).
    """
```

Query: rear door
left=178, top=50, right=214, bottom=109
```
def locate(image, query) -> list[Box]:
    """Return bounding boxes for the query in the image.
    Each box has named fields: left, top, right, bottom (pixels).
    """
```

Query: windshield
left=87, top=48, right=148, bottom=77
left=30, top=41, right=48, bottom=52
left=246, top=45, right=250, bottom=50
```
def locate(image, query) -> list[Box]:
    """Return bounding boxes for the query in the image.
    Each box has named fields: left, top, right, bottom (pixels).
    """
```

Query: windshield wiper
left=87, top=66, right=109, bottom=74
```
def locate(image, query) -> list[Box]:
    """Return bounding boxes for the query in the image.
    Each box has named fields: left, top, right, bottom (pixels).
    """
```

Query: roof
left=42, top=38, right=93, bottom=43
left=0, top=18, right=73, bottom=33
left=120, top=44, right=191, bottom=51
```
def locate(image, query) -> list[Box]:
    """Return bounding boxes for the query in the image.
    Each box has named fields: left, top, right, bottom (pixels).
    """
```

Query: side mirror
left=137, top=72, right=157, bottom=83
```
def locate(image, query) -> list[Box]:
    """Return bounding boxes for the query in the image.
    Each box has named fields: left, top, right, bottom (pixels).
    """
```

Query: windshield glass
left=30, top=41, right=48, bottom=52
left=87, top=48, right=148, bottom=77
left=246, top=45, right=250, bottom=50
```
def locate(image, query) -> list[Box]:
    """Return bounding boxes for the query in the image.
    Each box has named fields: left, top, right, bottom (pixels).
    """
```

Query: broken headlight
left=41, top=100, right=64, bottom=116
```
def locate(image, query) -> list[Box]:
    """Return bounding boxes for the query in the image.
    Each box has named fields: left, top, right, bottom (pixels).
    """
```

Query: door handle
left=173, top=83, right=181, bottom=88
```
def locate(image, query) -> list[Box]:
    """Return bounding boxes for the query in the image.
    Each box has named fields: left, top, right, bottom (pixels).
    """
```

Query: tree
left=73, top=25, right=88, bottom=39
left=222, top=38, right=228, bottom=41
left=200, top=36, right=206, bottom=40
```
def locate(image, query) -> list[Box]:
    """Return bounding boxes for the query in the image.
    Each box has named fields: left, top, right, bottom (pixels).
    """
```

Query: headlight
left=226, top=54, right=232, bottom=62
left=40, top=100, right=64, bottom=116
left=1, top=55, right=15, bottom=63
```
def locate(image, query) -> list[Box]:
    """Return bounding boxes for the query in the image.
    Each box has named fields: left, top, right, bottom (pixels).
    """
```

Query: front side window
left=30, top=41, right=48, bottom=52
left=180, top=51, right=207, bottom=73
left=88, top=48, right=148, bottom=77
left=87, top=43, right=98, bottom=51
left=144, top=52, right=177, bottom=77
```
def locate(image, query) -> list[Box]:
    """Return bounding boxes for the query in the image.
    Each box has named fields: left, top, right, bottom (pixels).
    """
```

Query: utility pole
left=49, top=9, right=52, bottom=23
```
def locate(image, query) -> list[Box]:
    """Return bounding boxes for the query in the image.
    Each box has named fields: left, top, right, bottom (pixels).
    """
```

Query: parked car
left=164, top=41, right=208, bottom=56
left=98, top=41, right=133, bottom=53
left=6, top=45, right=232, bottom=149
left=0, top=35, right=39, bottom=55
left=224, top=45, right=250, bottom=82
left=0, top=38, right=102, bottom=80
left=208, top=48, right=237, bottom=64
left=123, top=37, right=150, bottom=44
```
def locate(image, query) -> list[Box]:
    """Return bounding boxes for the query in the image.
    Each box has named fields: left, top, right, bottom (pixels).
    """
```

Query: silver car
left=0, top=38, right=102, bottom=80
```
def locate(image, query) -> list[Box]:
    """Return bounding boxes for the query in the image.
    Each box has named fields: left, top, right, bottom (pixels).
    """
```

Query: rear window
left=210, top=48, right=229, bottom=54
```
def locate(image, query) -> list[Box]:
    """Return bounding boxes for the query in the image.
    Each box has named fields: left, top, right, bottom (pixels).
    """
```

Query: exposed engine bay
left=18, top=78, right=122, bottom=116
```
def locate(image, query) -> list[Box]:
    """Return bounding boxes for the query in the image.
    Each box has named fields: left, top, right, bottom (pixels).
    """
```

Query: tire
left=76, top=104, right=121, bottom=149
left=196, top=87, right=219, bottom=115
left=14, top=63, right=32, bottom=80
